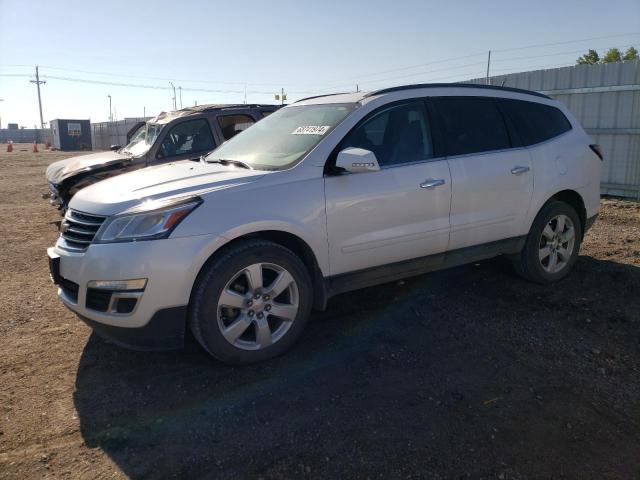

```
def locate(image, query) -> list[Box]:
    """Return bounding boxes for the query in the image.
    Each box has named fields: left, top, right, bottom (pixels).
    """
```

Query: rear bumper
left=72, top=304, right=188, bottom=350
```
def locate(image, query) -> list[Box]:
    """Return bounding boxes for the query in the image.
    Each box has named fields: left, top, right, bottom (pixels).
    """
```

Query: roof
left=294, top=83, right=550, bottom=106
left=150, top=104, right=280, bottom=124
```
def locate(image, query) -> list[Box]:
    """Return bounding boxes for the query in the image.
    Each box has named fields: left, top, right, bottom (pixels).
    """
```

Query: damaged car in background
left=45, top=103, right=279, bottom=213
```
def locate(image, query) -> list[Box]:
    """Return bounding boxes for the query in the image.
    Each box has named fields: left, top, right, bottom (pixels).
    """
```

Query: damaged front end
left=46, top=155, right=142, bottom=214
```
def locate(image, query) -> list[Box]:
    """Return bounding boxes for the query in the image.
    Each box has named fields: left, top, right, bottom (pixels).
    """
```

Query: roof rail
left=180, top=103, right=280, bottom=113
left=294, top=92, right=351, bottom=103
left=364, top=83, right=551, bottom=100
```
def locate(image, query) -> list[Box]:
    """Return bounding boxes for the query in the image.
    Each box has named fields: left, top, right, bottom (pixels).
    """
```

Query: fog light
left=87, top=278, right=147, bottom=291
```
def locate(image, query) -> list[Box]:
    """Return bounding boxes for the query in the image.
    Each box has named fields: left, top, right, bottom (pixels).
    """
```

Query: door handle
left=420, top=178, right=446, bottom=189
left=510, top=166, right=530, bottom=175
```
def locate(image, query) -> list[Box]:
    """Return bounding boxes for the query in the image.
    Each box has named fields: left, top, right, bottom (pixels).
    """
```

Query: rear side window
left=157, top=118, right=216, bottom=159
left=218, top=114, right=255, bottom=140
left=433, top=97, right=510, bottom=156
left=498, top=99, right=572, bottom=146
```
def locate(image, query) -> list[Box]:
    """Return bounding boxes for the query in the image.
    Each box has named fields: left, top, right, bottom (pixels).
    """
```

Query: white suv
left=47, top=84, right=602, bottom=364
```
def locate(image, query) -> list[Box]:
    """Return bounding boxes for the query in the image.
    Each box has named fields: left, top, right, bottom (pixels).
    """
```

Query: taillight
left=589, top=144, right=603, bottom=161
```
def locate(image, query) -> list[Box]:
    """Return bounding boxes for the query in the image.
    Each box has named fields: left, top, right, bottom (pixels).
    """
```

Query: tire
left=513, top=200, right=583, bottom=284
left=189, top=239, right=313, bottom=364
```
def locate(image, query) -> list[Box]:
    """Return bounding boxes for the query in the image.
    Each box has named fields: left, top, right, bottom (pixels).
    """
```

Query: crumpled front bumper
left=47, top=182, right=64, bottom=210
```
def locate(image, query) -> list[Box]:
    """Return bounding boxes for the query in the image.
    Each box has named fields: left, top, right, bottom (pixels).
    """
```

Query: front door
left=325, top=100, right=452, bottom=276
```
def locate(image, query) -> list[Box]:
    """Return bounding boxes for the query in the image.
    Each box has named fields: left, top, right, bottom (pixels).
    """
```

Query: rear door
left=432, top=96, right=533, bottom=250
left=216, top=113, right=256, bottom=142
left=324, top=100, right=451, bottom=275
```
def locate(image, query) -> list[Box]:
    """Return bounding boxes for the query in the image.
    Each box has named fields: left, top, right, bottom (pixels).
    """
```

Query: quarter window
left=340, top=101, right=434, bottom=167
left=157, top=119, right=215, bottom=158
left=218, top=114, right=255, bottom=140
left=433, top=97, right=510, bottom=156
left=498, top=99, right=572, bottom=146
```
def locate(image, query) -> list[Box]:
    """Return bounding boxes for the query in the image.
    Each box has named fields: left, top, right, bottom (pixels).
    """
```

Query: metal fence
left=91, top=118, right=149, bottom=150
left=466, top=60, right=640, bottom=199
left=0, top=128, right=50, bottom=144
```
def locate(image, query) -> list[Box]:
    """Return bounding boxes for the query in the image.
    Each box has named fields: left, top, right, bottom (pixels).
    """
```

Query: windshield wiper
left=206, top=158, right=252, bottom=170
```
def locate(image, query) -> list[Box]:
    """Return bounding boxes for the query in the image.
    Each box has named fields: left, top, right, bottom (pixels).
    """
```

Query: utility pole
left=143, top=106, right=146, bottom=119
left=108, top=95, right=112, bottom=121
left=275, top=88, right=286, bottom=105
left=169, top=82, right=177, bottom=110
left=356, top=84, right=359, bottom=93
left=486, top=50, right=491, bottom=85
left=30, top=66, right=46, bottom=128
left=178, top=86, right=183, bottom=109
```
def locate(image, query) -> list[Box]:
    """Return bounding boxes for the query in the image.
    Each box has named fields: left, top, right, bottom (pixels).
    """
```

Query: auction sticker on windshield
left=292, top=125, right=330, bottom=135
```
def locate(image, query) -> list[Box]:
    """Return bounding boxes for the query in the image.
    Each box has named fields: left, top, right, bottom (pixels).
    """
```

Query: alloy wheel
left=216, top=262, right=299, bottom=350
left=538, top=214, right=576, bottom=274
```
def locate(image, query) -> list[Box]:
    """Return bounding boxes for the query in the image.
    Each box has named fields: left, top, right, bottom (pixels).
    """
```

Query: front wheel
left=513, top=201, right=583, bottom=284
left=189, top=239, right=313, bottom=364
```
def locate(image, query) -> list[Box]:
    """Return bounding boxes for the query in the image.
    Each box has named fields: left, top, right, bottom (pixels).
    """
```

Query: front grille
left=60, top=209, right=106, bottom=251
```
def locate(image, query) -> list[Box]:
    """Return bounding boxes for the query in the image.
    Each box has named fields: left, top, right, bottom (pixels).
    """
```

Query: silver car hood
left=46, top=151, right=131, bottom=184
left=69, top=160, right=267, bottom=216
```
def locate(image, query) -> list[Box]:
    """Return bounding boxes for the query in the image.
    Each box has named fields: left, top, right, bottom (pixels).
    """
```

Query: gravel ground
left=1, top=145, right=639, bottom=479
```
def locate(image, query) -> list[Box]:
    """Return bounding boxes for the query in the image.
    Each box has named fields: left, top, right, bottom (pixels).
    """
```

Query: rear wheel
left=513, top=201, right=582, bottom=284
left=189, top=239, right=313, bottom=364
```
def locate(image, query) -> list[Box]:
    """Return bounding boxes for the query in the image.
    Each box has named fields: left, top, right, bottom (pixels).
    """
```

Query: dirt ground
left=1, top=144, right=639, bottom=479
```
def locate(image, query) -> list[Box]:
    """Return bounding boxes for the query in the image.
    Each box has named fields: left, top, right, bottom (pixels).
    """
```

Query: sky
left=0, top=0, right=639, bottom=128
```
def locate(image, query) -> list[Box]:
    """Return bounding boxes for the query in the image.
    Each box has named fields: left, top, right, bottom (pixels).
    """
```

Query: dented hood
left=69, top=160, right=267, bottom=216
left=46, top=151, right=132, bottom=184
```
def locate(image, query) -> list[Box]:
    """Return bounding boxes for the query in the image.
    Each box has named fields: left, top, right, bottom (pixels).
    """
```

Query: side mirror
left=335, top=147, right=380, bottom=173
left=110, top=144, right=121, bottom=151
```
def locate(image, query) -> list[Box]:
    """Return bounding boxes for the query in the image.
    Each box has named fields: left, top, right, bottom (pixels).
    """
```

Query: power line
left=2, top=63, right=308, bottom=89
left=492, top=43, right=639, bottom=64
left=5, top=32, right=637, bottom=93
left=311, top=32, right=640, bottom=89
left=492, top=32, right=640, bottom=53
left=10, top=74, right=317, bottom=96
left=323, top=40, right=639, bottom=92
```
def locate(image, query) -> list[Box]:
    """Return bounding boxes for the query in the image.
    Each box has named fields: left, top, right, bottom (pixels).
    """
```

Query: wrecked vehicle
left=45, top=104, right=279, bottom=212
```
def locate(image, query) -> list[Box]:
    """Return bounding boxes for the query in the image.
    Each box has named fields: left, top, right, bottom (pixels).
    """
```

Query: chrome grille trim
left=60, top=209, right=107, bottom=251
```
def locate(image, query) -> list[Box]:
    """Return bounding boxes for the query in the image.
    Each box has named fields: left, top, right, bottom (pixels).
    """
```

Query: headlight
left=94, top=196, right=202, bottom=243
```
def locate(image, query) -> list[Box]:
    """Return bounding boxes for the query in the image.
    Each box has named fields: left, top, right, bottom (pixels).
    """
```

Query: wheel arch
left=190, top=229, right=329, bottom=312
left=545, top=189, right=587, bottom=238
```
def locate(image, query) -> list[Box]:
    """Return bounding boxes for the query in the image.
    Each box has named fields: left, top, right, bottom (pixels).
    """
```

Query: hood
left=46, top=151, right=131, bottom=184
left=69, top=160, right=267, bottom=216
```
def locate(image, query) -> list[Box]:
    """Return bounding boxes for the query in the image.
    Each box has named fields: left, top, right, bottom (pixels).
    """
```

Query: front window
left=157, top=118, right=216, bottom=159
left=205, top=103, right=356, bottom=170
left=121, top=123, right=163, bottom=157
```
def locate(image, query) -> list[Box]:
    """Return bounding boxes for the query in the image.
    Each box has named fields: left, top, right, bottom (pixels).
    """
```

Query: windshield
left=122, top=123, right=163, bottom=156
left=205, top=103, right=356, bottom=170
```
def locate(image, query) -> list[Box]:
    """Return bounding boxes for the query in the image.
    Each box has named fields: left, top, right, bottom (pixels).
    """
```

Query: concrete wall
left=0, top=128, right=51, bottom=144
left=466, top=60, right=640, bottom=199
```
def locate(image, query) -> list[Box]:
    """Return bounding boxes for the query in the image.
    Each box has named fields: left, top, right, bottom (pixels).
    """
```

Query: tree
left=602, top=48, right=623, bottom=63
left=577, top=49, right=600, bottom=65
left=623, top=46, right=638, bottom=61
